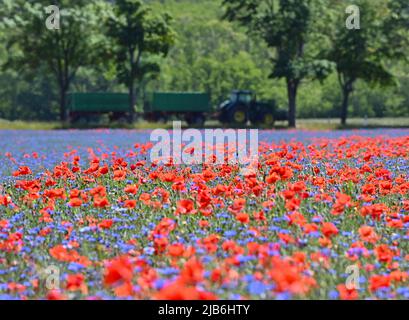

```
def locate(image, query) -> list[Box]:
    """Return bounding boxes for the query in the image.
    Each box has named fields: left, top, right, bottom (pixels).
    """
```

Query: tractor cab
left=229, top=90, right=254, bottom=105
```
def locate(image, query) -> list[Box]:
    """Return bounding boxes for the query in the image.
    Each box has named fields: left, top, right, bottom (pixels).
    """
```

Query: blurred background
left=0, top=0, right=408, bottom=129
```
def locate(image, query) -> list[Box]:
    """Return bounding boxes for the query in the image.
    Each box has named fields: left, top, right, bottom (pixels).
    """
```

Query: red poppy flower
left=168, top=243, right=185, bottom=257
left=236, top=213, right=250, bottom=224
left=104, top=256, right=133, bottom=286
left=66, top=274, right=88, bottom=294
left=124, top=199, right=137, bottom=209
left=374, top=244, right=395, bottom=264
left=154, top=281, right=217, bottom=300
left=337, top=284, right=359, bottom=300
left=12, top=166, right=32, bottom=176
left=321, top=222, right=338, bottom=238
left=98, top=219, right=114, bottom=229
left=369, top=274, right=391, bottom=292
left=68, top=198, right=83, bottom=207
left=124, top=184, right=138, bottom=194
left=176, top=199, right=196, bottom=215
left=358, top=226, right=378, bottom=243
left=46, top=290, right=67, bottom=300
left=94, top=197, right=110, bottom=208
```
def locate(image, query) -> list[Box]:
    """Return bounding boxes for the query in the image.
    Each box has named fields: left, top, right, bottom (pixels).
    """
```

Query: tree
left=327, top=0, right=409, bottom=125
left=222, top=0, right=333, bottom=127
left=106, top=0, right=174, bottom=122
left=4, top=0, right=106, bottom=121
left=153, top=17, right=270, bottom=106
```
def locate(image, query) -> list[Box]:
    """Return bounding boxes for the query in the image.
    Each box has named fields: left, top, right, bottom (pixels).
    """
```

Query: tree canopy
left=0, top=0, right=408, bottom=124
left=222, top=0, right=334, bottom=127
left=4, top=0, right=108, bottom=121
left=106, top=0, right=175, bottom=120
left=326, top=0, right=409, bottom=125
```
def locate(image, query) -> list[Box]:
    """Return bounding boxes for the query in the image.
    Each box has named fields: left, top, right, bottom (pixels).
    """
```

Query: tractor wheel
left=261, top=111, right=275, bottom=126
left=229, top=106, right=247, bottom=125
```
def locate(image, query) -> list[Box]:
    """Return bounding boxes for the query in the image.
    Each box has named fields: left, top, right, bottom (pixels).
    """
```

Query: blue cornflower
left=248, top=281, right=267, bottom=295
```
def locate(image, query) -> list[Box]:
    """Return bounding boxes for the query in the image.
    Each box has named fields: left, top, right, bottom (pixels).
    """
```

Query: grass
left=0, top=117, right=408, bottom=130
left=295, top=117, right=409, bottom=130
left=0, top=119, right=60, bottom=130
left=1, top=131, right=408, bottom=299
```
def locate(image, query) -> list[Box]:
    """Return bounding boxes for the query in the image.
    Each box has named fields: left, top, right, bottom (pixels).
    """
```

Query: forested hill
left=148, top=0, right=277, bottom=107
left=0, top=0, right=408, bottom=121
left=148, top=0, right=408, bottom=119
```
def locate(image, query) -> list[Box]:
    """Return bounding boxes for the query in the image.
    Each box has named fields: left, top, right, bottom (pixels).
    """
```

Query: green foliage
left=106, top=0, right=175, bottom=117
left=3, top=0, right=108, bottom=120
left=0, top=0, right=408, bottom=123
left=222, top=0, right=335, bottom=127
left=326, top=0, right=409, bottom=124
left=149, top=16, right=273, bottom=108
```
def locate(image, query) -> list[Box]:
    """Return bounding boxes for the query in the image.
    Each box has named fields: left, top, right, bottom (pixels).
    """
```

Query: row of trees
left=222, top=0, right=408, bottom=126
left=0, top=0, right=408, bottom=127
left=2, top=0, right=174, bottom=122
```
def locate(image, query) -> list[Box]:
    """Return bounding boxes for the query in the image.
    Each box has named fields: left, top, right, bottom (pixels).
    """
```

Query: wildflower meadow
left=0, top=129, right=408, bottom=300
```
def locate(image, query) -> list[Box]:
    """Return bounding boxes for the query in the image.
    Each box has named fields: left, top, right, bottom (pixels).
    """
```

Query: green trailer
left=144, top=92, right=211, bottom=126
left=67, top=93, right=130, bottom=122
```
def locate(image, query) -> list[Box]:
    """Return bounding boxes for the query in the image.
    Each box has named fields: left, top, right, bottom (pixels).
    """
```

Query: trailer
left=67, top=92, right=130, bottom=123
left=143, top=92, right=211, bottom=126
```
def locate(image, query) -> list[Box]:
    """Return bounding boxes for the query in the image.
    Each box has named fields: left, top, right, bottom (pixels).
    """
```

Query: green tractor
left=218, top=90, right=287, bottom=126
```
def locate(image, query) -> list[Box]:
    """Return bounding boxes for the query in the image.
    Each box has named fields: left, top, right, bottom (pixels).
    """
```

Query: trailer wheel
left=69, top=112, right=80, bottom=124
left=152, top=112, right=167, bottom=123
left=194, top=114, right=205, bottom=127
left=157, top=115, right=168, bottom=124
left=110, top=112, right=128, bottom=123
left=185, top=113, right=205, bottom=127
left=261, top=111, right=274, bottom=126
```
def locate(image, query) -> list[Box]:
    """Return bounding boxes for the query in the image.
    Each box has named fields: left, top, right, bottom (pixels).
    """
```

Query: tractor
left=218, top=90, right=287, bottom=126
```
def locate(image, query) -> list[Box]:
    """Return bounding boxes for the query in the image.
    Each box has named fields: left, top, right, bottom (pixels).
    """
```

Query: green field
left=1, top=117, right=408, bottom=130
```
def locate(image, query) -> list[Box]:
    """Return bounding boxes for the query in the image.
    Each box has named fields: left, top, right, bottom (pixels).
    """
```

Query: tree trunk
left=56, top=65, right=71, bottom=122
left=128, top=46, right=137, bottom=124
left=128, top=80, right=135, bottom=123
left=59, top=86, right=67, bottom=122
left=287, top=80, right=298, bottom=128
left=340, top=81, right=354, bottom=126
left=340, top=88, right=349, bottom=126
